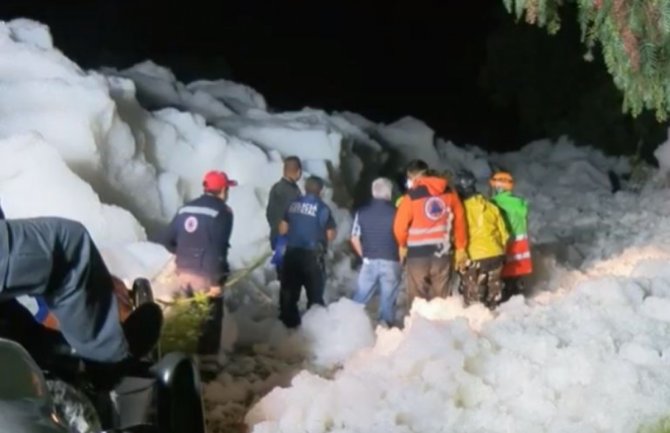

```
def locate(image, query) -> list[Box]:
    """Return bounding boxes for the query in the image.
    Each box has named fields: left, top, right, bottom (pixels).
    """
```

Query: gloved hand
left=454, top=249, right=469, bottom=272
left=399, top=247, right=408, bottom=263
left=271, top=235, right=288, bottom=267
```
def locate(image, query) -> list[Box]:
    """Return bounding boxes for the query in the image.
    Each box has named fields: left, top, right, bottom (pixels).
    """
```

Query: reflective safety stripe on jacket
left=502, top=235, right=532, bottom=277
left=393, top=176, right=467, bottom=258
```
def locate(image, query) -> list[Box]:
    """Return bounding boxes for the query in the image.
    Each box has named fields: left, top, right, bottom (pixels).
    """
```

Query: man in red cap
left=163, top=170, right=237, bottom=359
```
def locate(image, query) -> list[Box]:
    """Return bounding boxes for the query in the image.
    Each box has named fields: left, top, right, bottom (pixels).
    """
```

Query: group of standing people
left=37, top=153, right=527, bottom=365
left=0, top=154, right=531, bottom=379
left=350, top=159, right=533, bottom=327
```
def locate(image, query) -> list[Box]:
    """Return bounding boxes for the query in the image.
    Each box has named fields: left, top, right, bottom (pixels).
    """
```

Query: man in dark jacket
left=266, top=156, right=302, bottom=277
left=163, top=170, right=236, bottom=356
left=350, top=178, right=401, bottom=326
left=278, top=176, right=336, bottom=328
left=0, top=217, right=160, bottom=370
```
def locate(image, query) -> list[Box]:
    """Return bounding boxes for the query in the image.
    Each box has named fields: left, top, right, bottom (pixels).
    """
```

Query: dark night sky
left=1, top=0, right=658, bottom=156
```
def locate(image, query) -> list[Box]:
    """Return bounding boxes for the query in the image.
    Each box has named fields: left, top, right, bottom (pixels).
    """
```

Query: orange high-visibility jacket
left=393, top=176, right=467, bottom=257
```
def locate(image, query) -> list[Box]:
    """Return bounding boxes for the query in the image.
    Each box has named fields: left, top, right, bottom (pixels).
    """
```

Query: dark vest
left=356, top=199, right=399, bottom=261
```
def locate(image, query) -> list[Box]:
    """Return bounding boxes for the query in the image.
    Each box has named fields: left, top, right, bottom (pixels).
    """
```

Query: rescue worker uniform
left=491, top=190, right=532, bottom=300
left=489, top=172, right=533, bottom=301
left=280, top=193, right=336, bottom=328
left=393, top=176, right=468, bottom=304
left=459, top=193, right=509, bottom=307
left=351, top=198, right=401, bottom=326
left=164, top=172, right=236, bottom=355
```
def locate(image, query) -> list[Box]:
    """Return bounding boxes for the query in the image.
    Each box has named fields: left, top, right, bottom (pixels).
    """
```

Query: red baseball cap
left=203, top=170, right=238, bottom=191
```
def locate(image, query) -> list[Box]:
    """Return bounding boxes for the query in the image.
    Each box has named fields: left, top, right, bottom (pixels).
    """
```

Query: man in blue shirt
left=278, top=176, right=336, bottom=328
left=163, top=170, right=236, bottom=356
left=350, top=178, right=401, bottom=327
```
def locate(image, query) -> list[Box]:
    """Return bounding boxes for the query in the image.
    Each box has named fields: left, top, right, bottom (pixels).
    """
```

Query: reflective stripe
left=507, top=251, right=531, bottom=261
left=513, top=234, right=528, bottom=241
left=408, top=225, right=448, bottom=235
left=178, top=206, right=219, bottom=218
left=408, top=238, right=446, bottom=247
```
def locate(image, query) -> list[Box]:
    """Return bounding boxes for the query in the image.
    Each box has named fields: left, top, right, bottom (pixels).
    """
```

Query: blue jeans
left=353, top=259, right=402, bottom=326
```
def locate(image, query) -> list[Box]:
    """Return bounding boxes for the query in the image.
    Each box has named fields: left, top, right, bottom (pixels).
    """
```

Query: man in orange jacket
left=394, top=160, right=468, bottom=306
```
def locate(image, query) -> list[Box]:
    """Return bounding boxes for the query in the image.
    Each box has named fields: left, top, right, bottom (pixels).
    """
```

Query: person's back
left=168, top=193, right=233, bottom=282
left=351, top=178, right=401, bottom=326
left=285, top=194, right=332, bottom=251
left=356, top=199, right=399, bottom=262
left=491, top=191, right=528, bottom=238
left=163, top=170, right=237, bottom=358
left=394, top=160, right=468, bottom=303
left=463, top=194, right=509, bottom=261
left=489, top=172, right=532, bottom=299
left=395, top=175, right=467, bottom=258
left=455, top=171, right=508, bottom=307
left=279, top=176, right=336, bottom=328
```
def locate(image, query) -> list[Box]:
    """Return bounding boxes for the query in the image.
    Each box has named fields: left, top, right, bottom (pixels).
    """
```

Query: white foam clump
left=0, top=18, right=371, bottom=282
left=247, top=274, right=670, bottom=433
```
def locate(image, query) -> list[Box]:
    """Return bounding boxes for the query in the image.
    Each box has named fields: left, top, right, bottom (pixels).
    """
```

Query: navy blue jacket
left=284, top=194, right=335, bottom=251
left=352, top=199, right=399, bottom=261
left=163, top=194, right=233, bottom=281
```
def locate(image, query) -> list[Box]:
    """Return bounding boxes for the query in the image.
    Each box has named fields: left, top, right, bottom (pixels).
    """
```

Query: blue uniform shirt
left=163, top=194, right=233, bottom=281
left=284, top=194, right=336, bottom=250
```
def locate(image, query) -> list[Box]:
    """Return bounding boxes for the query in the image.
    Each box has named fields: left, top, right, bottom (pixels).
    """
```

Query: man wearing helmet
left=453, top=170, right=509, bottom=308
left=489, top=171, right=533, bottom=301
left=163, top=170, right=237, bottom=357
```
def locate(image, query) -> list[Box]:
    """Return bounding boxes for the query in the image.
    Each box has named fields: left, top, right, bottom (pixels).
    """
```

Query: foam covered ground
left=3, top=17, right=670, bottom=433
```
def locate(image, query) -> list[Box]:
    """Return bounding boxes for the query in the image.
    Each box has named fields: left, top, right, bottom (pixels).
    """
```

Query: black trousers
left=0, top=217, right=127, bottom=363
left=279, top=248, right=325, bottom=328
left=197, top=294, right=224, bottom=355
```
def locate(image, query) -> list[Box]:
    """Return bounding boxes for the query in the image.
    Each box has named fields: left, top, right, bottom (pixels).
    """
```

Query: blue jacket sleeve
left=222, top=210, right=233, bottom=249
left=163, top=215, right=180, bottom=253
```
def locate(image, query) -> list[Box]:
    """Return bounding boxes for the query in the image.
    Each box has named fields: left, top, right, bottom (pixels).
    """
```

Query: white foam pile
left=3, top=17, right=670, bottom=433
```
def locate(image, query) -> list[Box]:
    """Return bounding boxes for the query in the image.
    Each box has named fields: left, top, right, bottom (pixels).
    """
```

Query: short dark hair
left=284, top=156, right=302, bottom=173
left=305, top=176, right=324, bottom=195
left=406, top=159, right=429, bottom=176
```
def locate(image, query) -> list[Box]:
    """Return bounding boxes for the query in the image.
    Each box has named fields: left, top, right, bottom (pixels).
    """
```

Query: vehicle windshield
left=0, top=339, right=47, bottom=400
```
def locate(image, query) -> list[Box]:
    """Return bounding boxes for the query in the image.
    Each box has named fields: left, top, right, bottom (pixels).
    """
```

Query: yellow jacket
left=463, top=194, right=509, bottom=261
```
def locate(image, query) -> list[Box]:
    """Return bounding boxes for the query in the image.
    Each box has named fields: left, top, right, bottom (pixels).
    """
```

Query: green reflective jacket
left=491, top=191, right=528, bottom=237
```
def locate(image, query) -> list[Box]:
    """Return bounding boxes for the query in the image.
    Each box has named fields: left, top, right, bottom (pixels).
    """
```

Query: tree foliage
left=481, top=4, right=666, bottom=158
left=502, top=0, right=670, bottom=121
